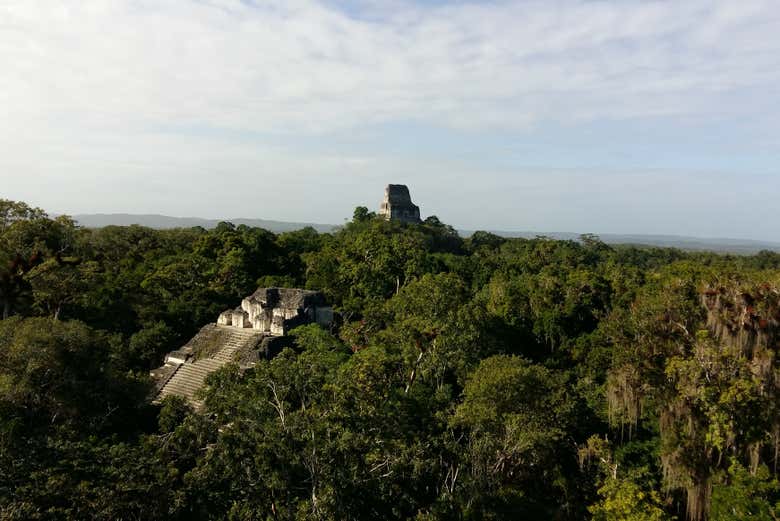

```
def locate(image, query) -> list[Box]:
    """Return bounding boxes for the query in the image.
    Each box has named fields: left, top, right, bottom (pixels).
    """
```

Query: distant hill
left=72, top=214, right=338, bottom=234
left=466, top=230, right=780, bottom=255
left=72, top=214, right=780, bottom=254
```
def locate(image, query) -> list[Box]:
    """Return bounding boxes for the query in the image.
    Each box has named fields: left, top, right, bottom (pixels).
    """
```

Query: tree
left=451, top=355, right=576, bottom=518
left=352, top=206, right=375, bottom=223
left=710, top=462, right=780, bottom=521
left=580, top=436, right=671, bottom=521
left=0, top=317, right=148, bottom=433
left=606, top=272, right=780, bottom=520
left=0, top=199, right=47, bottom=232
left=26, top=258, right=99, bottom=320
left=303, top=219, right=430, bottom=317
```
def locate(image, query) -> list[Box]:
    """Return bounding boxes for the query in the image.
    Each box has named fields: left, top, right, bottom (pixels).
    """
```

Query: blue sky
left=1, top=0, right=779, bottom=240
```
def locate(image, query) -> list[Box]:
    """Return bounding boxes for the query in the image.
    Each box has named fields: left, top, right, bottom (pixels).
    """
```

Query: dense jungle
left=2, top=198, right=780, bottom=520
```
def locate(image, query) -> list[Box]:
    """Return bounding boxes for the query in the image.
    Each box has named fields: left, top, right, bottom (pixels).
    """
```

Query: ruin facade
left=152, top=287, right=333, bottom=407
left=379, top=184, right=422, bottom=223
left=217, top=287, right=333, bottom=336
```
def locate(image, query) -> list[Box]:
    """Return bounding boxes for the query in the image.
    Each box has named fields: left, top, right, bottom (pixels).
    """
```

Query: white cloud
left=1, top=0, right=779, bottom=239
left=2, top=0, right=779, bottom=136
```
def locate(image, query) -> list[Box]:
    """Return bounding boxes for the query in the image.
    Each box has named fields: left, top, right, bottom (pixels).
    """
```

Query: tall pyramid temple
left=378, top=184, right=422, bottom=223
left=151, top=287, right=332, bottom=408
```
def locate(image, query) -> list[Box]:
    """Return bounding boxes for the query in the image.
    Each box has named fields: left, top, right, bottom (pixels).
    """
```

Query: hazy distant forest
left=3, top=198, right=780, bottom=520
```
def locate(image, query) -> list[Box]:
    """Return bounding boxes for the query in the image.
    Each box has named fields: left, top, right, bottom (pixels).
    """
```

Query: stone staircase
left=155, top=326, right=264, bottom=408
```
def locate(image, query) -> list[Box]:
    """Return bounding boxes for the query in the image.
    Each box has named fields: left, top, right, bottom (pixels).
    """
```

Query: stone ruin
left=217, top=287, right=333, bottom=336
left=152, top=287, right=333, bottom=408
left=379, top=184, right=422, bottom=223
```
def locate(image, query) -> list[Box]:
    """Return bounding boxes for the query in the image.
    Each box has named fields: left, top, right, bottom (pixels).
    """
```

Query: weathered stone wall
left=152, top=287, right=334, bottom=406
left=232, top=287, right=332, bottom=335
left=379, top=184, right=422, bottom=223
left=217, top=310, right=232, bottom=326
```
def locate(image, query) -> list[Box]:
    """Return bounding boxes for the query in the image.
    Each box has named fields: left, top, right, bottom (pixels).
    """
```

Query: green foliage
left=0, top=317, right=149, bottom=434
left=711, top=462, right=780, bottom=520
left=449, top=355, right=578, bottom=518
left=3, top=197, right=780, bottom=519
left=580, top=436, right=672, bottom=520
left=0, top=199, right=47, bottom=231
left=606, top=269, right=780, bottom=519
left=303, top=218, right=431, bottom=316
left=127, top=321, right=176, bottom=368
left=352, top=206, right=376, bottom=222
left=589, top=475, right=670, bottom=521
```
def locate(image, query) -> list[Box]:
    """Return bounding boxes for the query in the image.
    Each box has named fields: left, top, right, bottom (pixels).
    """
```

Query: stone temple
left=152, top=287, right=332, bottom=408
left=379, top=184, right=422, bottom=223
left=218, top=287, right=333, bottom=336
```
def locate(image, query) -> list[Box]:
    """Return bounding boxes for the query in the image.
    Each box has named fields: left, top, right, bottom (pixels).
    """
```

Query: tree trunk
left=405, top=350, right=424, bottom=394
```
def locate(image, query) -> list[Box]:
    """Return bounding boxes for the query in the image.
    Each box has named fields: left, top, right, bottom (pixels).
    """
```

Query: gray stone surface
left=379, top=184, right=422, bottom=223
left=238, top=287, right=332, bottom=336
left=152, top=287, right=334, bottom=408
left=165, top=349, right=191, bottom=365
left=153, top=325, right=264, bottom=408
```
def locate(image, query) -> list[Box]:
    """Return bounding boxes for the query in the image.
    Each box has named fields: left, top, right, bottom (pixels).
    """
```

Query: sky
left=1, top=0, right=779, bottom=240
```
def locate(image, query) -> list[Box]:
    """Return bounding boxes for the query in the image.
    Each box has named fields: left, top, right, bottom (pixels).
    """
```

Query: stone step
left=167, top=367, right=217, bottom=384
left=164, top=373, right=208, bottom=387
left=169, top=382, right=205, bottom=392
left=156, top=328, right=265, bottom=407
left=216, top=326, right=263, bottom=335
left=158, top=363, right=222, bottom=393
left=195, top=358, right=224, bottom=367
left=160, top=385, right=201, bottom=397
left=169, top=369, right=210, bottom=380
left=175, top=363, right=221, bottom=375
left=159, top=375, right=214, bottom=398
left=164, top=373, right=204, bottom=383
